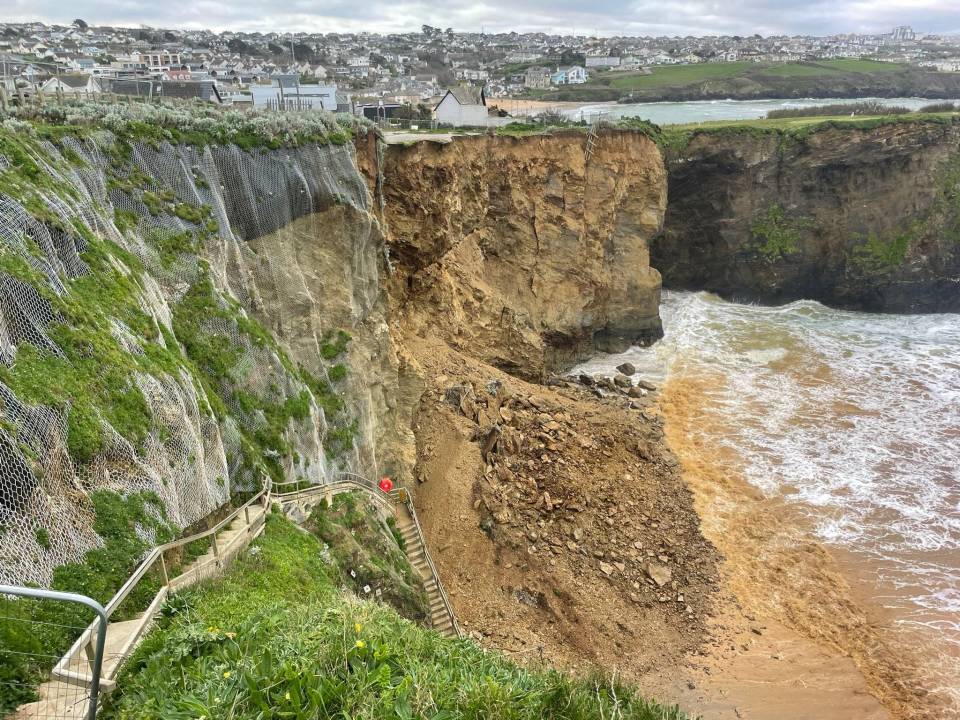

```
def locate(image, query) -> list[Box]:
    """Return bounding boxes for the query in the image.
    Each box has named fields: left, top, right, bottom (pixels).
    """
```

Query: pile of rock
left=567, top=362, right=658, bottom=412
left=435, top=375, right=718, bottom=629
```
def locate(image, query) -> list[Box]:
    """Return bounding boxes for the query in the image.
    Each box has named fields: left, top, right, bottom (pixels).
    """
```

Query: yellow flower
left=223, top=671, right=231, bottom=679
left=285, top=692, right=291, bottom=701
left=355, top=640, right=366, bottom=649
left=354, top=623, right=362, bottom=633
left=225, top=632, right=237, bottom=640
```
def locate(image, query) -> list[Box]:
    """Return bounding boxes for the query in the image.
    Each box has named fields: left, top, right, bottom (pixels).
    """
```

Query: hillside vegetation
left=531, top=60, right=960, bottom=103
left=102, top=513, right=689, bottom=720
left=0, top=103, right=365, bottom=710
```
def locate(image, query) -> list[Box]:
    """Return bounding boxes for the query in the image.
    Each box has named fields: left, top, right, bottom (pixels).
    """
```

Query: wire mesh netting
left=0, top=126, right=376, bottom=593
left=0, top=589, right=104, bottom=719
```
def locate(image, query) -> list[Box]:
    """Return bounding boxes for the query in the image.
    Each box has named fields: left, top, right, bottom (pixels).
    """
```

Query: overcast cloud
left=6, top=0, right=960, bottom=37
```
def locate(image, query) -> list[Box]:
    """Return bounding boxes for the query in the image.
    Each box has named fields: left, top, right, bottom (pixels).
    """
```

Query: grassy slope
left=657, top=112, right=960, bottom=151
left=103, top=513, right=689, bottom=720
left=532, top=59, right=960, bottom=102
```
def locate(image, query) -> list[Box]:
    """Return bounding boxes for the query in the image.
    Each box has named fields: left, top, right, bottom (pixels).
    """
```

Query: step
left=432, top=620, right=454, bottom=634
left=99, top=617, right=147, bottom=678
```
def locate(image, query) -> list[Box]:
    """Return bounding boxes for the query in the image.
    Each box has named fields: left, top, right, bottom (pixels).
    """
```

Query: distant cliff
left=655, top=118, right=960, bottom=312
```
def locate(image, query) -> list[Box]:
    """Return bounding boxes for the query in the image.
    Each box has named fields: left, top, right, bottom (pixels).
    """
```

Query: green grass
left=658, top=113, right=959, bottom=152
left=103, top=514, right=689, bottom=720
left=758, top=59, right=905, bottom=78
left=607, top=62, right=754, bottom=90
left=0, top=491, right=174, bottom=715
left=527, top=58, right=932, bottom=102
left=306, top=492, right=429, bottom=622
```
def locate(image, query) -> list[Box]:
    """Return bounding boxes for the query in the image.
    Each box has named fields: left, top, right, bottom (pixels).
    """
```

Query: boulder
left=644, top=562, right=672, bottom=588
left=616, top=362, right=636, bottom=376
left=613, top=374, right=632, bottom=388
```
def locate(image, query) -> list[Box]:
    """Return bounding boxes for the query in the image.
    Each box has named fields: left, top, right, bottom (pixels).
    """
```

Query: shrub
left=918, top=102, right=958, bottom=113
left=766, top=102, right=911, bottom=119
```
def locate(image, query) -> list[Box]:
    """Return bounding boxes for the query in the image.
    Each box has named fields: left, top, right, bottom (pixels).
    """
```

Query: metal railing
left=270, top=474, right=461, bottom=637
left=50, top=486, right=269, bottom=696
left=0, top=586, right=107, bottom=720
left=399, top=496, right=461, bottom=637
left=5, top=470, right=460, bottom=719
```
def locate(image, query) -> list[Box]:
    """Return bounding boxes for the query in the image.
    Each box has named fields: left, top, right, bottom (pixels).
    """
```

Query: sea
left=566, top=96, right=960, bottom=125
left=575, top=291, right=960, bottom=709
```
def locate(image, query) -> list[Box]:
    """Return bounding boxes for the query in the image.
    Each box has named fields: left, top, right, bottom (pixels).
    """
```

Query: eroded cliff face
left=365, top=130, right=667, bottom=379
left=656, top=119, right=960, bottom=311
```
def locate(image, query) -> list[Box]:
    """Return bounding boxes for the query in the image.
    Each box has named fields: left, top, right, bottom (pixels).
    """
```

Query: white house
left=40, top=75, right=102, bottom=96
left=434, top=86, right=487, bottom=126
left=551, top=66, right=588, bottom=85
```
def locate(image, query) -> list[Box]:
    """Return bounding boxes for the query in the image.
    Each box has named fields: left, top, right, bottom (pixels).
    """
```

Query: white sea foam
left=576, top=291, right=960, bottom=621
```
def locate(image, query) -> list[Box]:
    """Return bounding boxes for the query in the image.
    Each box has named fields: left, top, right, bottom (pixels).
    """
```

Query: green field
left=607, top=62, right=755, bottom=90
left=526, top=59, right=960, bottom=103
left=758, top=59, right=905, bottom=77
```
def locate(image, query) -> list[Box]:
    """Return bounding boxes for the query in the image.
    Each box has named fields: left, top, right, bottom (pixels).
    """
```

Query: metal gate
left=0, top=585, right=106, bottom=720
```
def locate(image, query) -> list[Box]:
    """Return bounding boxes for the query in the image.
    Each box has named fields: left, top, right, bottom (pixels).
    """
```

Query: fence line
left=0, top=586, right=107, bottom=720
left=4, top=471, right=459, bottom=719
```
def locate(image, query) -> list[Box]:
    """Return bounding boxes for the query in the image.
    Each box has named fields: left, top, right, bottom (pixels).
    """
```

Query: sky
left=6, top=0, right=960, bottom=37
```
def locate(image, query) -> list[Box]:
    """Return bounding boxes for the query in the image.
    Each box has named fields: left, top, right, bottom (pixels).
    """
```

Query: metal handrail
left=0, top=585, right=108, bottom=720
left=400, top=497, right=461, bottom=637
left=271, top=474, right=461, bottom=638
left=52, top=485, right=270, bottom=684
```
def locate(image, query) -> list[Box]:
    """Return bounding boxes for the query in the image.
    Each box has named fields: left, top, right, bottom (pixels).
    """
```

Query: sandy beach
left=653, top=374, right=952, bottom=720
left=491, top=97, right=614, bottom=117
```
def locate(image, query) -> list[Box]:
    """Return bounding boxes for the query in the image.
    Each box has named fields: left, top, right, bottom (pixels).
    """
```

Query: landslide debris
left=405, top=335, right=720, bottom=680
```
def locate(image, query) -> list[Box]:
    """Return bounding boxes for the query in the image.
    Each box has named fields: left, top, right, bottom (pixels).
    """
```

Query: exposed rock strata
left=362, top=131, right=667, bottom=379
left=656, top=119, right=960, bottom=311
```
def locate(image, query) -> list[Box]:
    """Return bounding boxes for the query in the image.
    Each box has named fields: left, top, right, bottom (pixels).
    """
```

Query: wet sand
left=656, top=373, right=949, bottom=720
left=494, top=98, right=614, bottom=117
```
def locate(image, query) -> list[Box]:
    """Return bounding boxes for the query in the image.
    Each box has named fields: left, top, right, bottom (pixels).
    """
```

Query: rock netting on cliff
left=0, top=117, right=381, bottom=587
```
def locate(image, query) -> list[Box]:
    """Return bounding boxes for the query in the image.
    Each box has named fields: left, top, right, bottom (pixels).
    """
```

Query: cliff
left=0, top=112, right=670, bottom=592
left=655, top=117, right=960, bottom=311
left=365, top=130, right=667, bottom=379
left=0, top=107, right=397, bottom=589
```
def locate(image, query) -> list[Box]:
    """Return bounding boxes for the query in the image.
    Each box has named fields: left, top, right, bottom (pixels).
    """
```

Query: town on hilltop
left=2, top=20, right=960, bottom=125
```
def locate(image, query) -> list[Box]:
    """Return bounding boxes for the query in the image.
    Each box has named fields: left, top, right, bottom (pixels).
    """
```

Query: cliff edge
left=656, top=118, right=960, bottom=312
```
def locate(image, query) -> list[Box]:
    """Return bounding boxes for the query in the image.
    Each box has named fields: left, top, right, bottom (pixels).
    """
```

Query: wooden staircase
left=395, top=502, right=456, bottom=636
left=16, top=477, right=456, bottom=720
left=14, top=498, right=268, bottom=719
left=272, top=476, right=460, bottom=638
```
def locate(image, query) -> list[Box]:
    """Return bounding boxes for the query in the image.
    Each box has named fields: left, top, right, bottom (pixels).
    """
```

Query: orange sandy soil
left=403, top=332, right=941, bottom=719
